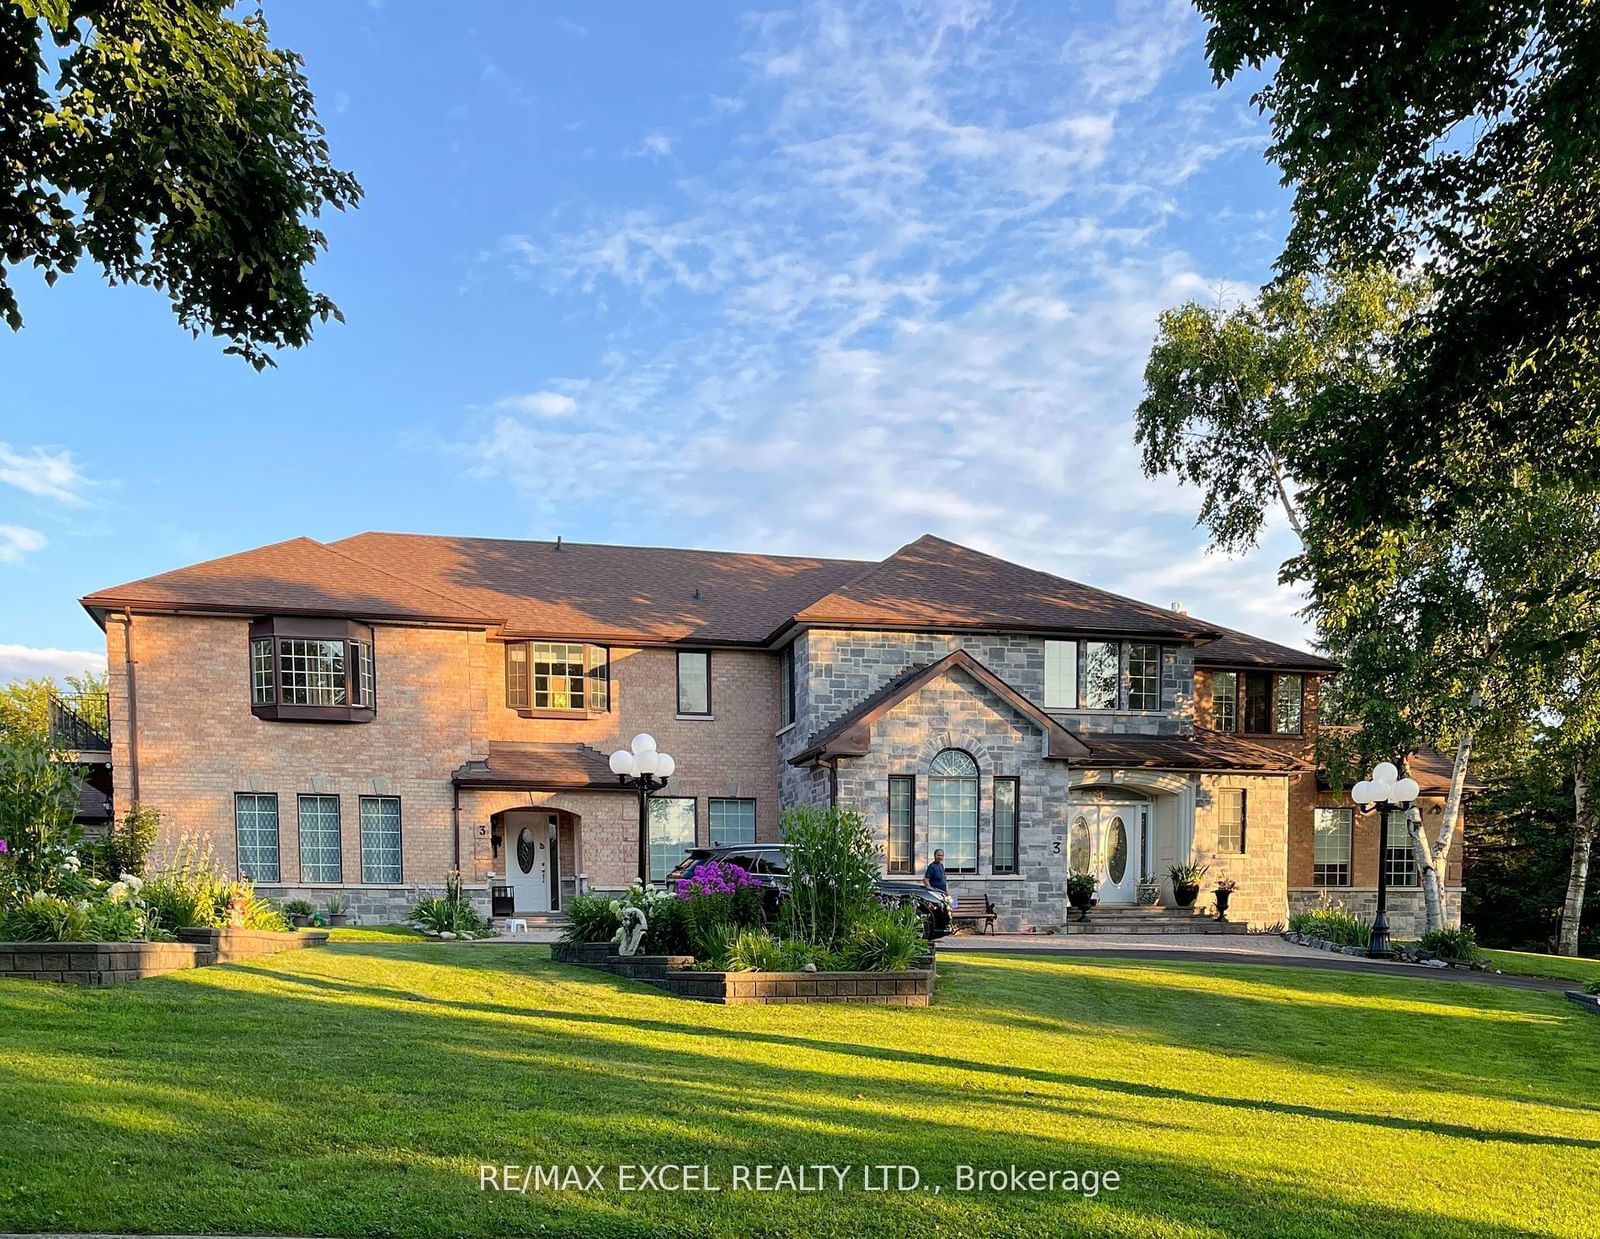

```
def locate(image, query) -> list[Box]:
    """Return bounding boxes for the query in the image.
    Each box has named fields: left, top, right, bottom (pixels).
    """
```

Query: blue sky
left=0, top=0, right=1304, bottom=685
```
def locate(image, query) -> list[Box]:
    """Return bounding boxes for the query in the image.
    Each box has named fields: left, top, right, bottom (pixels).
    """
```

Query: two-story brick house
left=79, top=531, right=1463, bottom=933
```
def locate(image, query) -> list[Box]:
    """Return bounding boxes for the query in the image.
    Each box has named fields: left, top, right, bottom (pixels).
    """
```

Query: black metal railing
left=48, top=693, right=110, bottom=753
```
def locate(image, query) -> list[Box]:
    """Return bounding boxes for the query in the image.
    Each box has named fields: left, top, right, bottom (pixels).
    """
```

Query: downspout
left=451, top=782, right=461, bottom=873
left=122, top=608, right=141, bottom=805
left=827, top=757, right=839, bottom=808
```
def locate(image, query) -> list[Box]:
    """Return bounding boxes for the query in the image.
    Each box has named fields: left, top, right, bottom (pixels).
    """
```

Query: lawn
left=1, top=946, right=1596, bottom=1239
left=1482, top=948, right=1600, bottom=987
left=322, top=922, right=429, bottom=943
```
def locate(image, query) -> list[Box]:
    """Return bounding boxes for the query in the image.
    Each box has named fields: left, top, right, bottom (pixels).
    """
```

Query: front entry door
left=1067, top=803, right=1144, bottom=905
left=508, top=813, right=558, bottom=913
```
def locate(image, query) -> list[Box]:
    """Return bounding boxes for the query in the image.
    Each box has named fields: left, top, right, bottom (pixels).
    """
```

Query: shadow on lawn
left=0, top=953, right=1589, bottom=1239
left=325, top=941, right=1600, bottom=1116
left=227, top=952, right=1600, bottom=1153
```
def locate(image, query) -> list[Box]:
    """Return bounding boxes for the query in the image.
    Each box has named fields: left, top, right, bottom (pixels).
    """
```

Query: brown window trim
left=1219, top=668, right=1306, bottom=737
left=677, top=649, right=712, bottom=716
left=992, top=775, right=1020, bottom=876
left=503, top=640, right=611, bottom=717
left=248, top=617, right=376, bottom=724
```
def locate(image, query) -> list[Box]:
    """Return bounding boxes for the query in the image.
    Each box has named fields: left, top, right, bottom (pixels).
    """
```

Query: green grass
left=1482, top=948, right=1600, bottom=986
left=1, top=947, right=1596, bottom=1238
left=321, top=922, right=428, bottom=943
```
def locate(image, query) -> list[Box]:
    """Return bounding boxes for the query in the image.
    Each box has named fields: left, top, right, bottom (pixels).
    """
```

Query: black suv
left=662, top=843, right=952, bottom=939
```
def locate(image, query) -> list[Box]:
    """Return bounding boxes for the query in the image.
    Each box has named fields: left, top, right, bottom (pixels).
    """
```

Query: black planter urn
left=1214, top=888, right=1233, bottom=921
left=1174, top=882, right=1200, bottom=908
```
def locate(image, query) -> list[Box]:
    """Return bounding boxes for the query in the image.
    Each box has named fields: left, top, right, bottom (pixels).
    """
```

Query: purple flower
left=676, top=859, right=755, bottom=898
left=0, top=838, right=8, bottom=853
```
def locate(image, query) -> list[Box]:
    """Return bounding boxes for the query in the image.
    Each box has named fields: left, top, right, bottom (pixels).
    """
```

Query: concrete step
left=1061, top=918, right=1251, bottom=934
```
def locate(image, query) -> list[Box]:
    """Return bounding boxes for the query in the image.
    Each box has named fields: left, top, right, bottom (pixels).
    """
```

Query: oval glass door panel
left=1107, top=816, right=1128, bottom=884
left=1069, top=815, right=1092, bottom=873
left=517, top=827, right=537, bottom=874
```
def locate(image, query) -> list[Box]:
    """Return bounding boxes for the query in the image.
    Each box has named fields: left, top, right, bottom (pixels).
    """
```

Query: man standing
left=923, top=848, right=947, bottom=894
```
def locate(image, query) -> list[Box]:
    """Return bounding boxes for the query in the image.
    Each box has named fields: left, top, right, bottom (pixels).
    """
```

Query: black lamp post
left=1351, top=761, right=1420, bottom=958
left=608, top=733, right=677, bottom=886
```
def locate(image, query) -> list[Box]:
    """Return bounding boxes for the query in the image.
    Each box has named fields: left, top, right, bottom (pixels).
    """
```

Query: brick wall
left=106, top=615, right=785, bottom=913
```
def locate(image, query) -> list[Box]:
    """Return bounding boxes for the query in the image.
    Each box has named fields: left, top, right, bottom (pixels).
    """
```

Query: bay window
left=247, top=618, right=376, bottom=723
left=504, top=641, right=609, bottom=714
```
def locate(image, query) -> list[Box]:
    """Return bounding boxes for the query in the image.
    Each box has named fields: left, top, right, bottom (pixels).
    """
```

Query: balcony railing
left=48, top=694, right=110, bottom=754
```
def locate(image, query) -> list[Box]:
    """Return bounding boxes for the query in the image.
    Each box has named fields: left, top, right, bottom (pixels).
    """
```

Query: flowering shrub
left=674, top=861, right=763, bottom=956
left=675, top=859, right=757, bottom=898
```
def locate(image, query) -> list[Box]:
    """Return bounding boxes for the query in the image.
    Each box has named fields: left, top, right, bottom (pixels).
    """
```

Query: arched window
left=928, top=749, right=979, bottom=874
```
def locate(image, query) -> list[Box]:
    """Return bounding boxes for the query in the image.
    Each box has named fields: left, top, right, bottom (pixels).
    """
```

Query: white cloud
left=0, top=642, right=105, bottom=686
left=468, top=0, right=1308, bottom=646
left=0, top=442, right=90, bottom=504
left=496, top=390, right=578, bottom=417
left=0, top=525, right=46, bottom=564
left=637, top=132, right=675, bottom=158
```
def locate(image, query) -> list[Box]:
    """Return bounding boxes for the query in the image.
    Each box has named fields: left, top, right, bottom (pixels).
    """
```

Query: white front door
left=1067, top=803, right=1144, bottom=905
left=507, top=812, right=557, bottom=913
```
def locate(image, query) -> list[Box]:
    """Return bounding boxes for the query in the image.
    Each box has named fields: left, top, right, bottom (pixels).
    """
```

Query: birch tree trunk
left=1414, top=727, right=1476, bottom=936
left=1557, top=762, right=1593, bottom=956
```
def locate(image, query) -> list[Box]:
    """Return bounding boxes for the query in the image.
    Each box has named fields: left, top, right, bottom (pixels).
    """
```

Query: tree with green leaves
left=1137, top=272, right=1600, bottom=937
left=1195, top=1, right=1600, bottom=561
left=2, top=0, right=360, bottom=367
left=0, top=670, right=107, bottom=744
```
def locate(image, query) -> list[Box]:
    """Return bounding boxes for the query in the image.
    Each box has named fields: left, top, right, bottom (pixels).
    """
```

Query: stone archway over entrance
left=1068, top=769, right=1197, bottom=902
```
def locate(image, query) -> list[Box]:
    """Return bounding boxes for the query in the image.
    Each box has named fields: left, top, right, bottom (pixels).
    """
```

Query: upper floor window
left=1083, top=641, right=1119, bottom=710
left=1127, top=644, right=1161, bottom=711
left=1212, top=671, right=1237, bottom=732
left=248, top=618, right=376, bottom=723
left=1215, top=669, right=1305, bottom=735
left=504, top=642, right=608, bottom=714
left=677, top=650, right=711, bottom=715
left=1274, top=674, right=1304, bottom=734
left=779, top=644, right=796, bottom=727
left=1044, top=640, right=1077, bottom=709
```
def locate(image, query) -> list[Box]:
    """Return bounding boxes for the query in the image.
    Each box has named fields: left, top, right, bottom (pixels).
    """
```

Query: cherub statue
left=619, top=906, right=648, bottom=956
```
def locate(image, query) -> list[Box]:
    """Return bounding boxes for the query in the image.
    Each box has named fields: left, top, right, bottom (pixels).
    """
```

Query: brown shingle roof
left=332, top=532, right=869, bottom=643
left=791, top=650, right=1091, bottom=764
left=80, top=530, right=1326, bottom=670
left=790, top=535, right=1219, bottom=640
left=80, top=537, right=494, bottom=624
left=1075, top=732, right=1311, bottom=773
left=1192, top=621, right=1339, bottom=672
left=451, top=742, right=620, bottom=790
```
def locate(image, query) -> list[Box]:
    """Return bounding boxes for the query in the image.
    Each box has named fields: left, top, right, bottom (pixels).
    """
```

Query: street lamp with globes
left=609, top=733, right=678, bottom=887
left=1349, top=760, right=1421, bottom=958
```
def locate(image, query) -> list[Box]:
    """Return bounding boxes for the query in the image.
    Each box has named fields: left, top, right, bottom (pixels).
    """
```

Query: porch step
left=1061, top=918, right=1251, bottom=934
left=492, top=912, right=568, bottom=927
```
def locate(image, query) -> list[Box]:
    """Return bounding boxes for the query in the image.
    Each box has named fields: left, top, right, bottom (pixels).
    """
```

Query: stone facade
left=829, top=664, right=1076, bottom=932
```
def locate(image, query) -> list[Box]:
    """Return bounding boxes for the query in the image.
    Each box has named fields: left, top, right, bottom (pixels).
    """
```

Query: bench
left=951, top=893, right=997, bottom=934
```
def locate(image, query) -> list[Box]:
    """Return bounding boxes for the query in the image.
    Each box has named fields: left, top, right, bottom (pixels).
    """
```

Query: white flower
left=120, top=872, right=144, bottom=893
left=107, top=881, right=129, bottom=903
left=62, top=854, right=82, bottom=873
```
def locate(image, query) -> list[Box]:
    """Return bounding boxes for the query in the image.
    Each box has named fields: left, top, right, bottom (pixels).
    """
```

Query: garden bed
left=1564, top=990, right=1600, bottom=1016
left=550, top=941, right=935, bottom=1005
left=0, top=928, right=328, bottom=986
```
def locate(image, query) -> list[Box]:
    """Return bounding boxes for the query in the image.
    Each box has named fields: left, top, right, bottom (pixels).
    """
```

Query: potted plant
left=1213, top=876, right=1238, bottom=921
left=1167, top=862, right=1208, bottom=908
left=1136, top=876, right=1160, bottom=906
left=283, top=898, right=316, bottom=929
left=323, top=894, right=352, bottom=928
left=1066, top=871, right=1097, bottom=922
